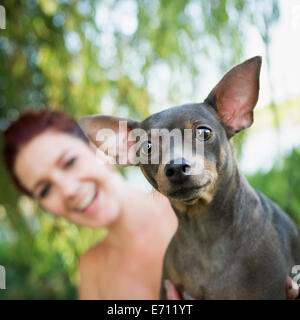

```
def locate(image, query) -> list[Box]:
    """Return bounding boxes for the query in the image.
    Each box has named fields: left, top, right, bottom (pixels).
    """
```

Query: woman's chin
left=74, top=207, right=120, bottom=228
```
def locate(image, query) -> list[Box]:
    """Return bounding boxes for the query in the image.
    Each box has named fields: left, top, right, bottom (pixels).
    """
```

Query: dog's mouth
left=167, top=179, right=211, bottom=203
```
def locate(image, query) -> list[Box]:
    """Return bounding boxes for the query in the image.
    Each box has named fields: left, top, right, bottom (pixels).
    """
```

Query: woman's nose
left=62, top=180, right=80, bottom=198
left=53, top=172, right=80, bottom=198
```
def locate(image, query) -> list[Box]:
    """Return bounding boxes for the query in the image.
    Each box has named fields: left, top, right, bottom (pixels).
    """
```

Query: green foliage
left=247, top=148, right=300, bottom=227
left=0, top=196, right=106, bottom=299
left=0, top=0, right=281, bottom=299
left=0, top=0, right=280, bottom=123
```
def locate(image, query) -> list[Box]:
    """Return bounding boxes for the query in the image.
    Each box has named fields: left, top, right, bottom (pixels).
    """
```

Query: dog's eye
left=196, top=126, right=212, bottom=141
left=141, top=141, right=152, bottom=155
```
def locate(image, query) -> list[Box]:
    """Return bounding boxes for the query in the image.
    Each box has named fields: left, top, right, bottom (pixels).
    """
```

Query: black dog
left=80, top=57, right=300, bottom=299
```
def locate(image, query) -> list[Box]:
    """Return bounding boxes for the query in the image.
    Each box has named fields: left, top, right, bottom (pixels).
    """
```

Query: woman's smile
left=73, top=187, right=100, bottom=215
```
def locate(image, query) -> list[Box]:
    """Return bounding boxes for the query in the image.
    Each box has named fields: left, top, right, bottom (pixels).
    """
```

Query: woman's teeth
left=75, top=189, right=97, bottom=212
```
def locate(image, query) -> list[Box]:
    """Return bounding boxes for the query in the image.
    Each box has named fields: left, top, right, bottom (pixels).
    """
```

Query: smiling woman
left=3, top=109, right=178, bottom=299
left=4, top=110, right=121, bottom=228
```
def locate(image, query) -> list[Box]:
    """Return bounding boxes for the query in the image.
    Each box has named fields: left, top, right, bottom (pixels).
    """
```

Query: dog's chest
left=174, top=236, right=243, bottom=298
left=166, top=228, right=287, bottom=299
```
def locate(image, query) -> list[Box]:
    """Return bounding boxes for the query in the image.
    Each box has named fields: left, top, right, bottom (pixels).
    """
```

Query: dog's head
left=79, top=57, right=261, bottom=206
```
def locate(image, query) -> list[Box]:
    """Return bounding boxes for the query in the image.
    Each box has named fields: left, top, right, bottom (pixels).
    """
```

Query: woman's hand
left=165, top=277, right=299, bottom=300
left=165, top=280, right=194, bottom=300
left=286, top=276, right=300, bottom=300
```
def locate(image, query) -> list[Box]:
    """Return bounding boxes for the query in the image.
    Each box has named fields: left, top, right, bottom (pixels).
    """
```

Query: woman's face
left=14, top=130, right=122, bottom=228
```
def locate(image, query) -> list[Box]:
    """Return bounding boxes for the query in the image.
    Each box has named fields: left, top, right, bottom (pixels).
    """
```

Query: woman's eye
left=196, top=126, right=212, bottom=141
left=64, top=157, right=77, bottom=168
left=39, top=184, right=51, bottom=198
left=141, top=141, right=152, bottom=155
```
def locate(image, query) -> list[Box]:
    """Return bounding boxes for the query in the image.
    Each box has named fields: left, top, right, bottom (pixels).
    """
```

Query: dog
left=79, top=56, right=300, bottom=299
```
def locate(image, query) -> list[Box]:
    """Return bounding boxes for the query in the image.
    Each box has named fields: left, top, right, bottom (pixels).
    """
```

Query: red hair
left=3, top=109, right=89, bottom=196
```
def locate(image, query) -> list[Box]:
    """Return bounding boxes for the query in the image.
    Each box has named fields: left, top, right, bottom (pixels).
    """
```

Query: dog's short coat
left=80, top=57, right=300, bottom=299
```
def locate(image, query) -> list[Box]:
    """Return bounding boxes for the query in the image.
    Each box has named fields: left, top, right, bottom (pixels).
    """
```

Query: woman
left=3, top=109, right=298, bottom=300
left=3, top=109, right=177, bottom=299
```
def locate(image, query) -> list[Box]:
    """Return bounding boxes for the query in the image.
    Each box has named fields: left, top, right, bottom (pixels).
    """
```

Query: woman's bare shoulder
left=149, top=190, right=177, bottom=226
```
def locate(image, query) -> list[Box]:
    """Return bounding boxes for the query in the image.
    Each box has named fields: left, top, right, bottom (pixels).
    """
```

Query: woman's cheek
left=41, top=197, right=67, bottom=217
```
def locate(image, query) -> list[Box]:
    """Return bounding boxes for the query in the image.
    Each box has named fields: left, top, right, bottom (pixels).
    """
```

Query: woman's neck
left=105, top=182, right=159, bottom=250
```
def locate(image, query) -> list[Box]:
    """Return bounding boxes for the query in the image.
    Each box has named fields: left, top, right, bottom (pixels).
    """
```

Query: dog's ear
left=79, top=115, right=140, bottom=166
left=205, top=56, right=262, bottom=136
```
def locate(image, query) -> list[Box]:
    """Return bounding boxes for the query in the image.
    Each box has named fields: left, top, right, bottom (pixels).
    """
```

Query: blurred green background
left=0, top=0, right=299, bottom=299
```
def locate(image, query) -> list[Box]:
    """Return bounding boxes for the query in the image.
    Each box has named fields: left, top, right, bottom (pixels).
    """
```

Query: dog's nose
left=164, top=158, right=192, bottom=184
